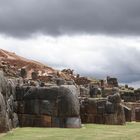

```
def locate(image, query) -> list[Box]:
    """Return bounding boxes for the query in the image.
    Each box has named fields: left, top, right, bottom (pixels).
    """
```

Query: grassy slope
left=0, top=123, right=140, bottom=140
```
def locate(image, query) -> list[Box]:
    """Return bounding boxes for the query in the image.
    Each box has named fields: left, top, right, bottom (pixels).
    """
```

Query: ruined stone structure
left=107, top=76, right=118, bottom=87
left=120, top=89, right=140, bottom=102
left=0, top=71, right=18, bottom=133
left=1, top=49, right=140, bottom=134
left=123, top=102, right=140, bottom=122
left=0, top=69, right=128, bottom=133
left=16, top=85, right=81, bottom=128
left=0, top=70, right=82, bottom=132
left=89, top=84, right=102, bottom=98
left=80, top=93, right=125, bottom=125
left=119, top=88, right=140, bottom=122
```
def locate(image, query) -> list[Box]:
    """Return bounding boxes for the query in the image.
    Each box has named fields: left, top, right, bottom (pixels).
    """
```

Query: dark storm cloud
left=1, top=0, right=140, bottom=37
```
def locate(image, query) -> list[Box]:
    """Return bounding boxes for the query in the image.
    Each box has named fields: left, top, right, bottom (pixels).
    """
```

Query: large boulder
left=107, top=76, right=118, bottom=87
left=108, top=93, right=121, bottom=104
left=0, top=92, right=10, bottom=133
left=16, top=85, right=81, bottom=128
left=89, top=85, right=102, bottom=98
left=80, top=86, right=89, bottom=97
left=0, top=71, right=18, bottom=133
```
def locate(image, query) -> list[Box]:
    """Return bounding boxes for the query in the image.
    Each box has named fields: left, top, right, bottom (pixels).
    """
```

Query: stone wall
left=0, top=71, right=18, bottom=133
left=80, top=93, right=126, bottom=125
left=123, top=102, right=140, bottom=122
left=121, top=90, right=140, bottom=102
left=0, top=70, right=128, bottom=133
left=16, top=85, right=81, bottom=128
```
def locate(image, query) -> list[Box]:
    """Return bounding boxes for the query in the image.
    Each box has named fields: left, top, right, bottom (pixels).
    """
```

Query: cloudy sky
left=1, top=0, right=140, bottom=86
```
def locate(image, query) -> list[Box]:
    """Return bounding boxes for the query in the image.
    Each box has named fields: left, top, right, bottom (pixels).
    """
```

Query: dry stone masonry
left=16, top=85, right=81, bottom=128
left=0, top=71, right=18, bottom=133
left=0, top=49, right=140, bottom=133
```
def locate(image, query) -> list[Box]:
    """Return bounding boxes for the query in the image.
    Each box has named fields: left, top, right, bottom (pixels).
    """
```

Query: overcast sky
left=1, top=0, right=140, bottom=86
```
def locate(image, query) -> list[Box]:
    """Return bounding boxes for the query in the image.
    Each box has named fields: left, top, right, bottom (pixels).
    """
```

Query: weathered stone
left=135, top=108, right=140, bottom=122
left=0, top=92, right=9, bottom=133
left=16, top=85, right=80, bottom=128
left=31, top=71, right=38, bottom=80
left=105, top=101, right=115, bottom=114
left=80, top=86, right=90, bottom=97
left=12, top=113, right=19, bottom=128
left=0, top=71, right=18, bottom=133
left=89, top=85, right=102, bottom=98
left=80, top=94, right=125, bottom=125
left=108, top=93, right=121, bottom=104
left=65, top=117, right=81, bottom=128
left=107, top=76, right=118, bottom=87
left=20, top=68, right=27, bottom=78
left=123, top=102, right=140, bottom=121
left=18, top=114, right=52, bottom=127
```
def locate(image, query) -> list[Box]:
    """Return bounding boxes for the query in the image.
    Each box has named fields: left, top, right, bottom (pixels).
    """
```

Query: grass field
left=0, top=122, right=140, bottom=140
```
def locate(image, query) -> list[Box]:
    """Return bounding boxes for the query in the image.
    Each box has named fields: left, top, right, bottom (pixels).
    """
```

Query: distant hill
left=0, top=48, right=90, bottom=82
left=0, top=49, right=56, bottom=78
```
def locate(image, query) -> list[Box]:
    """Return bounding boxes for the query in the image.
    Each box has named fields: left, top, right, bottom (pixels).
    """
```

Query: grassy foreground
left=0, top=122, right=140, bottom=140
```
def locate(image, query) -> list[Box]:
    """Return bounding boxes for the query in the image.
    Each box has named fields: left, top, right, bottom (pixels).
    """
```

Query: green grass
left=0, top=122, right=140, bottom=140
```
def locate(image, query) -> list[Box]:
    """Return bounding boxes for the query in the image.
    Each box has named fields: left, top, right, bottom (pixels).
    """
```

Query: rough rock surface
left=0, top=71, right=18, bottom=133
left=2, top=49, right=139, bottom=133
left=16, top=85, right=81, bottom=128
left=80, top=93, right=125, bottom=125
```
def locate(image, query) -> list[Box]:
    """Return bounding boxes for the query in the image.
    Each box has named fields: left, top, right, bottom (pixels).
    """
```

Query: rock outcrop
left=0, top=71, right=18, bottom=133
